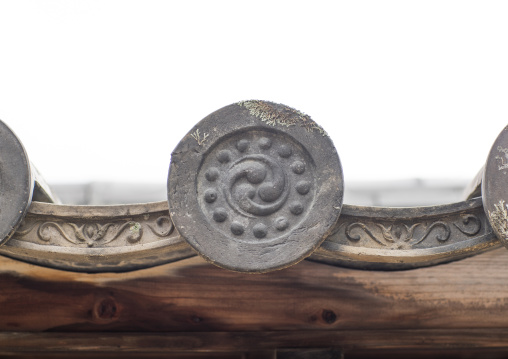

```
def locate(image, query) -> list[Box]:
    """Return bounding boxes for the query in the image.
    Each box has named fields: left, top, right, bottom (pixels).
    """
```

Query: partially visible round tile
left=483, top=125, right=508, bottom=247
left=0, top=121, right=34, bottom=245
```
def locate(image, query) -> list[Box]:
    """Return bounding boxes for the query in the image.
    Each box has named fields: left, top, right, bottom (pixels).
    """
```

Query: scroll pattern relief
left=325, top=212, right=485, bottom=250
left=14, top=213, right=176, bottom=248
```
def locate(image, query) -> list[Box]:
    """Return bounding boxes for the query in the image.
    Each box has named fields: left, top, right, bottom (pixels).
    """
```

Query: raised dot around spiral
left=205, top=168, right=219, bottom=182
left=278, top=145, right=292, bottom=158
left=253, top=223, right=268, bottom=238
left=217, top=150, right=231, bottom=163
left=213, top=208, right=228, bottom=222
left=296, top=181, right=311, bottom=195
left=230, top=221, right=245, bottom=235
left=289, top=201, right=304, bottom=215
left=259, top=137, right=272, bottom=150
left=236, top=139, right=249, bottom=152
left=274, top=217, right=289, bottom=231
left=204, top=189, right=218, bottom=203
left=291, top=161, right=305, bottom=174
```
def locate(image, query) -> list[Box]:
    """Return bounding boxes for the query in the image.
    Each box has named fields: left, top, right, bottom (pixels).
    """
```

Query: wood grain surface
left=1, top=247, right=508, bottom=354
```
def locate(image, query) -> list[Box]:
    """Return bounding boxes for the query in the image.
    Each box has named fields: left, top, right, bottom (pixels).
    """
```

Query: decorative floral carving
left=36, top=221, right=142, bottom=247
left=346, top=221, right=450, bottom=248
left=376, top=223, right=421, bottom=244
left=15, top=215, right=174, bottom=248
left=342, top=215, right=482, bottom=249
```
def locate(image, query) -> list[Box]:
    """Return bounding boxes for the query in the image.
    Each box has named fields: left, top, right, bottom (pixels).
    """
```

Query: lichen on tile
left=237, top=100, right=327, bottom=136
left=489, top=199, right=508, bottom=240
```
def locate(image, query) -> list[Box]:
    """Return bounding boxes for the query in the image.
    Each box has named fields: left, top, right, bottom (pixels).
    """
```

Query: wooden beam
left=1, top=248, right=508, bottom=351
left=1, top=329, right=508, bottom=352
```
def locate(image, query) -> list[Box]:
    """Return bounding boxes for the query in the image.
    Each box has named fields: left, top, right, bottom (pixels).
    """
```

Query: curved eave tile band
left=0, top=197, right=498, bottom=273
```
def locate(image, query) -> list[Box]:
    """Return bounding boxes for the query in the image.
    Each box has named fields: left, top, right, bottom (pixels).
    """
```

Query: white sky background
left=0, top=1, right=507, bottom=186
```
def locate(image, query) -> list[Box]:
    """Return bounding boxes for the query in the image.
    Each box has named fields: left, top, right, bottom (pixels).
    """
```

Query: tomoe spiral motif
left=225, top=154, right=289, bottom=217
left=198, top=130, right=315, bottom=242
